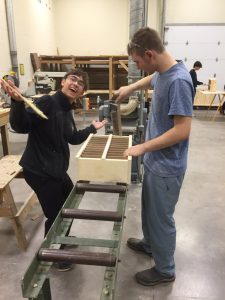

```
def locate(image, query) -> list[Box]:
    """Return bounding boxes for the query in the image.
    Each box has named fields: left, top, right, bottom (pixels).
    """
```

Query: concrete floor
left=0, top=109, right=225, bottom=300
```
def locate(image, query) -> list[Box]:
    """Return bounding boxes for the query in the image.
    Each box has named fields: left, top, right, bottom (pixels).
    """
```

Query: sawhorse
left=21, top=181, right=127, bottom=299
left=0, top=155, right=38, bottom=250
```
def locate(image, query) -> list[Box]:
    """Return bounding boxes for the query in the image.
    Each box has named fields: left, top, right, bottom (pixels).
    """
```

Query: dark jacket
left=189, top=69, right=203, bottom=91
left=10, top=90, right=96, bottom=179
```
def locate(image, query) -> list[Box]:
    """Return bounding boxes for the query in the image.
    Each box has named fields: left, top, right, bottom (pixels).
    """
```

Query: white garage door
left=164, top=24, right=225, bottom=91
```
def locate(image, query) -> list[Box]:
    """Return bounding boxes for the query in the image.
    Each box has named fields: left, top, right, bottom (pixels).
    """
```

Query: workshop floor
left=0, top=109, right=225, bottom=300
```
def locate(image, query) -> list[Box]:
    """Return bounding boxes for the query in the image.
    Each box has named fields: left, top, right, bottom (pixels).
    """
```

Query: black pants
left=23, top=169, right=74, bottom=236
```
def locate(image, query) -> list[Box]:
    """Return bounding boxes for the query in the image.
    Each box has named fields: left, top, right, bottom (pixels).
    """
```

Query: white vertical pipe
left=5, top=0, right=18, bottom=75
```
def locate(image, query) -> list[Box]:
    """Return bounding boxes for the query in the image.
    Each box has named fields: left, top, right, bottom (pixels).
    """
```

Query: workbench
left=193, top=86, right=225, bottom=108
left=201, top=90, right=225, bottom=112
left=0, top=108, right=10, bottom=156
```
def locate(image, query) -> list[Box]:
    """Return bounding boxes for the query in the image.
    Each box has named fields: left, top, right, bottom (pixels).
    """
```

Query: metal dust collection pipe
left=122, top=0, right=148, bottom=121
left=38, top=249, right=117, bottom=267
left=5, top=0, right=19, bottom=75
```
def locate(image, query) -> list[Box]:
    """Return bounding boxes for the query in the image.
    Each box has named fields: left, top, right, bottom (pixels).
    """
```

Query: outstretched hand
left=123, top=144, right=146, bottom=157
left=113, top=85, right=133, bottom=103
left=92, top=119, right=108, bottom=130
left=0, top=79, right=23, bottom=102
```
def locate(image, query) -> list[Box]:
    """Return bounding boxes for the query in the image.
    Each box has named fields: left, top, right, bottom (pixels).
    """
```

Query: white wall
left=53, top=0, right=162, bottom=56
left=0, top=0, right=165, bottom=90
left=2, top=0, right=225, bottom=91
left=148, top=0, right=164, bottom=34
left=11, top=0, right=56, bottom=90
left=166, top=0, right=225, bottom=23
left=0, top=0, right=12, bottom=78
left=54, top=0, right=129, bottom=55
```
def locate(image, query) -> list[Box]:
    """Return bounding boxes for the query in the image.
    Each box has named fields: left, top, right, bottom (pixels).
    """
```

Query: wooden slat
left=16, top=192, right=37, bottom=223
left=0, top=107, right=10, bottom=156
left=0, top=155, right=22, bottom=189
left=102, top=134, right=113, bottom=159
left=30, top=53, right=40, bottom=71
left=2, top=184, right=28, bottom=250
left=0, top=155, right=42, bottom=251
left=119, top=60, right=128, bottom=72
left=0, top=108, right=10, bottom=126
left=0, top=206, right=13, bottom=217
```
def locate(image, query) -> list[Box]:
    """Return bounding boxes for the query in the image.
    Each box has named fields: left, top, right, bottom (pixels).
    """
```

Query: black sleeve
left=9, top=95, right=51, bottom=133
left=189, top=69, right=198, bottom=88
left=190, top=69, right=203, bottom=87
left=68, top=123, right=97, bottom=145
left=10, top=100, right=30, bottom=133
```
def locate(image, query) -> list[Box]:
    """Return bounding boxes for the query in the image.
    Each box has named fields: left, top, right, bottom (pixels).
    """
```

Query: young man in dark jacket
left=0, top=69, right=106, bottom=269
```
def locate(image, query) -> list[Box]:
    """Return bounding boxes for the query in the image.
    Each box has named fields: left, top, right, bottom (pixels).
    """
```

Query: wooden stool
left=0, top=155, right=38, bottom=251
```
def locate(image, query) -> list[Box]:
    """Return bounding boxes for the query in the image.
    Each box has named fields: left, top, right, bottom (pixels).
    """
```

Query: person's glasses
left=128, top=41, right=148, bottom=52
left=67, top=75, right=85, bottom=88
left=128, top=41, right=141, bottom=48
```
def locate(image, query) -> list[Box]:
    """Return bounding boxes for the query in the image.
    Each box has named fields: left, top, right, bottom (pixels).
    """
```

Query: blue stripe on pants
left=141, top=171, right=184, bottom=276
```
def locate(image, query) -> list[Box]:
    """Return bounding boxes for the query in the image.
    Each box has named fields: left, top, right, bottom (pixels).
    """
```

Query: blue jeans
left=141, top=171, right=184, bottom=277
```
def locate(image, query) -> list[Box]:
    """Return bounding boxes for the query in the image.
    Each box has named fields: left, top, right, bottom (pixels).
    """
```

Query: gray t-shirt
left=143, top=62, right=194, bottom=177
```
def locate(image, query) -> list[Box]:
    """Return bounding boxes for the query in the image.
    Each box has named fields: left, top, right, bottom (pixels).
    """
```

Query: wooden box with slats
left=75, top=134, right=132, bottom=184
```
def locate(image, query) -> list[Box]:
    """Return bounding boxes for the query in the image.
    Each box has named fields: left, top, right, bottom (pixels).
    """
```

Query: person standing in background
left=189, top=61, right=203, bottom=93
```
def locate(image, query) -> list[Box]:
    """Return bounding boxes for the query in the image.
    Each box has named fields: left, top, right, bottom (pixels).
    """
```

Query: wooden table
left=0, top=108, right=10, bottom=155
left=200, top=90, right=225, bottom=120
left=201, top=90, right=225, bottom=111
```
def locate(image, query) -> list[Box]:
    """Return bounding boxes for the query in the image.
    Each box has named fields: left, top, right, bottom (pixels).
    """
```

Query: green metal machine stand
left=21, top=182, right=128, bottom=300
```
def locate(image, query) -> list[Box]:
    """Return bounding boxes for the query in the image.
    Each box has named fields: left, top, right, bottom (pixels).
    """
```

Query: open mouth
left=69, top=87, right=78, bottom=94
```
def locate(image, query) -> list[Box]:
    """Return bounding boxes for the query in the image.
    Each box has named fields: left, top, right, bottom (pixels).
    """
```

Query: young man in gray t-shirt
left=114, top=27, right=194, bottom=286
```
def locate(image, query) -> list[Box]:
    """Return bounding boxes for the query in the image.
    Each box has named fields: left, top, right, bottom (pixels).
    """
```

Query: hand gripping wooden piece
left=1, top=79, right=48, bottom=120
left=76, top=134, right=132, bottom=184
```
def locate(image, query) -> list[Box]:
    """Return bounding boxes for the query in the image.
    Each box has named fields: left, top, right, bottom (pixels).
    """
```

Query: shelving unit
left=31, top=54, right=129, bottom=99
